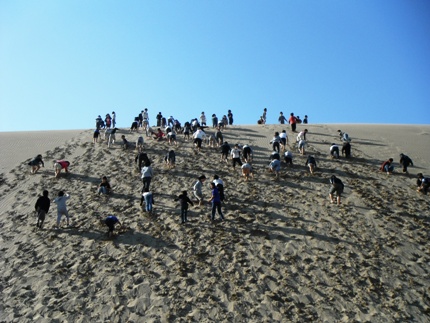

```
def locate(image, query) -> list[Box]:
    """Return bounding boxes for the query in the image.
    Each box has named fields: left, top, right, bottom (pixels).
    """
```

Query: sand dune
left=0, top=123, right=429, bottom=322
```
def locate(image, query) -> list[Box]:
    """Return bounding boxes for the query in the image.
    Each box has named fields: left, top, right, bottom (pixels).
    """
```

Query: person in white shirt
left=296, top=129, right=308, bottom=142
left=279, top=130, right=288, bottom=151
left=200, top=112, right=207, bottom=126
left=330, top=143, right=340, bottom=159
left=193, top=128, right=206, bottom=151
left=230, top=144, right=243, bottom=169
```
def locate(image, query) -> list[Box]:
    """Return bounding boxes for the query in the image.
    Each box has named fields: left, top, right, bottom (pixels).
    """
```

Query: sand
left=0, top=123, right=429, bottom=322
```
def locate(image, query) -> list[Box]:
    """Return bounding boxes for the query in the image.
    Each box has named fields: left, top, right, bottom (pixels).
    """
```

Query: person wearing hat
left=193, top=175, right=206, bottom=206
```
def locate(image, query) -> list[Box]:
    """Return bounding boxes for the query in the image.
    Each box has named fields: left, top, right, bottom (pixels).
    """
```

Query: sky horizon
left=1, top=1, right=429, bottom=131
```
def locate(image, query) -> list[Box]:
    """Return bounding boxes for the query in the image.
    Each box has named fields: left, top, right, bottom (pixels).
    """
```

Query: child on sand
left=342, top=142, right=351, bottom=158
left=416, top=173, right=429, bottom=194
left=269, top=158, right=281, bottom=179
left=141, top=188, right=154, bottom=213
left=298, top=139, right=307, bottom=155
left=270, top=132, right=281, bottom=153
left=104, top=215, right=122, bottom=238
left=284, top=150, right=293, bottom=165
left=306, top=155, right=317, bottom=174
left=121, top=135, right=130, bottom=149
left=279, top=130, right=288, bottom=151
left=193, top=175, right=206, bottom=206
left=242, top=144, right=253, bottom=163
left=231, top=144, right=243, bottom=169
left=93, top=129, right=100, bottom=143
left=35, top=190, right=50, bottom=229
left=53, top=160, right=70, bottom=178
left=136, top=136, right=144, bottom=151
left=380, top=158, right=394, bottom=175
left=329, top=175, right=344, bottom=205
left=98, top=176, right=111, bottom=195
left=54, top=191, right=71, bottom=229
left=28, top=154, right=44, bottom=174
left=399, top=153, right=413, bottom=173
left=164, top=150, right=176, bottom=168
left=175, top=191, right=194, bottom=223
left=221, top=141, right=231, bottom=163
left=330, top=143, right=340, bottom=159
left=209, top=182, right=224, bottom=221
left=241, top=163, right=254, bottom=181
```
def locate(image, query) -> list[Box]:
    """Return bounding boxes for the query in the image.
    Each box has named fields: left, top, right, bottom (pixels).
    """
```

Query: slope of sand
left=1, top=124, right=429, bottom=322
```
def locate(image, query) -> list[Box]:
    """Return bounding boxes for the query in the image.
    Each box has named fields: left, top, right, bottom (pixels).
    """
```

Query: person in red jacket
left=53, top=160, right=70, bottom=178
left=289, top=113, right=297, bottom=132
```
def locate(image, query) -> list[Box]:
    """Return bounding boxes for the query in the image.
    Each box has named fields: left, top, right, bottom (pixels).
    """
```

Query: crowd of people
left=30, top=108, right=428, bottom=236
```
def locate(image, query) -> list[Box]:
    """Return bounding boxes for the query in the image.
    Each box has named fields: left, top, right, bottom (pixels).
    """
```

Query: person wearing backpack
left=329, top=175, right=344, bottom=205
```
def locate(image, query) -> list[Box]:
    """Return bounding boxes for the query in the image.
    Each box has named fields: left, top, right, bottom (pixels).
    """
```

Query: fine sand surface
left=0, top=124, right=429, bottom=322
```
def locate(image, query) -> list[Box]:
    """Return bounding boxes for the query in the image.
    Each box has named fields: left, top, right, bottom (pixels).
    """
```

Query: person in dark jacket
left=175, top=191, right=194, bottom=224
left=35, top=190, right=50, bottom=229
left=399, top=153, right=413, bottom=173
left=29, top=154, right=44, bottom=174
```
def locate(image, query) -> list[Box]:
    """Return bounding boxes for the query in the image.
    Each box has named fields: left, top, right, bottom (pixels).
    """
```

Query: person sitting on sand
left=121, top=135, right=130, bottom=149
left=399, top=153, right=413, bottom=173
left=330, top=143, right=340, bottom=159
left=305, top=155, right=317, bottom=174
left=104, top=215, right=122, bottom=238
left=380, top=158, right=394, bottom=175
left=28, top=154, right=44, bottom=174
left=209, top=182, right=225, bottom=221
left=175, top=191, right=194, bottom=224
left=35, top=190, right=50, bottom=229
left=98, top=176, right=111, bottom=195
left=152, top=128, right=165, bottom=141
left=416, top=173, right=429, bottom=195
left=54, top=191, right=71, bottom=229
left=53, top=160, right=70, bottom=178
left=193, top=175, right=206, bottom=206
left=342, top=142, right=351, bottom=158
left=329, top=175, right=344, bottom=205
left=284, top=150, right=293, bottom=165
left=141, top=188, right=154, bottom=213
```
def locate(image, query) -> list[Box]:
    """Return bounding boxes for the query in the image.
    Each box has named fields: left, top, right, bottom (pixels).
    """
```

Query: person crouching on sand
left=53, top=160, right=70, bottom=178
left=28, top=154, right=44, bottom=174
left=103, top=215, right=122, bottom=238
left=329, top=175, right=344, bottom=205
left=306, top=155, right=317, bottom=174
left=98, top=176, right=111, bottom=195
left=241, top=163, right=254, bottom=181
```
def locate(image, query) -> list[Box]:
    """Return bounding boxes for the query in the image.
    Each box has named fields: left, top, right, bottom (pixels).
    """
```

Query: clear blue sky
left=1, top=1, right=429, bottom=131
